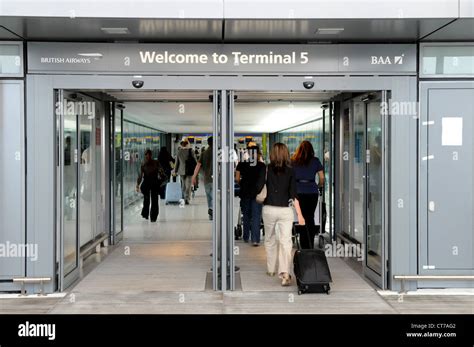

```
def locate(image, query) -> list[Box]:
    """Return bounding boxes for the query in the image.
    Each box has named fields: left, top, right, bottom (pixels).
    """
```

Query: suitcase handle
left=293, top=224, right=311, bottom=250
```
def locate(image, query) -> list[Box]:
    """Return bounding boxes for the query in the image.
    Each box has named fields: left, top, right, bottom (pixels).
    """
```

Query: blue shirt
left=292, top=157, right=324, bottom=194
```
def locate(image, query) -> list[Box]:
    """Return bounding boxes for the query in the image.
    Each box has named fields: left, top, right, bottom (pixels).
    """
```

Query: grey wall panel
left=26, top=75, right=56, bottom=293
left=388, top=76, right=419, bottom=291
left=0, top=81, right=25, bottom=290
left=427, top=89, right=473, bottom=270
left=0, top=17, right=223, bottom=42
left=224, top=18, right=454, bottom=43
left=224, top=0, right=458, bottom=19
left=421, top=19, right=474, bottom=41
left=0, top=0, right=224, bottom=19
left=420, top=81, right=474, bottom=284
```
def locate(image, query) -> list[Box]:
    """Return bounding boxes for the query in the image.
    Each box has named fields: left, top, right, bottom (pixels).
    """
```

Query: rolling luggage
left=293, top=226, right=332, bottom=295
left=165, top=176, right=182, bottom=204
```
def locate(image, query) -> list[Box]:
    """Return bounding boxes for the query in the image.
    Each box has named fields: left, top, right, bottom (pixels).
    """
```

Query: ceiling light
left=101, top=27, right=130, bottom=35
left=77, top=53, right=103, bottom=57
left=315, top=28, right=344, bottom=35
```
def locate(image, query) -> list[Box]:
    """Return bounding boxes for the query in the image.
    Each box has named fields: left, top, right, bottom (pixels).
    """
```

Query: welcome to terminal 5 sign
left=28, top=42, right=416, bottom=75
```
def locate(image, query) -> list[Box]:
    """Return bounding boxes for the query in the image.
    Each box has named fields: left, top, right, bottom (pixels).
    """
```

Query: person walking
left=173, top=140, right=197, bottom=205
left=235, top=143, right=266, bottom=246
left=291, top=140, right=325, bottom=249
left=157, top=146, right=175, bottom=200
left=257, top=142, right=305, bottom=286
left=192, top=136, right=213, bottom=220
left=136, top=149, right=165, bottom=222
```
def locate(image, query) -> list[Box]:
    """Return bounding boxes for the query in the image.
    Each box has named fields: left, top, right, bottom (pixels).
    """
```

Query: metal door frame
left=110, top=103, right=124, bottom=245
left=56, top=89, right=81, bottom=291
left=362, top=91, right=389, bottom=289
left=27, top=74, right=416, bottom=292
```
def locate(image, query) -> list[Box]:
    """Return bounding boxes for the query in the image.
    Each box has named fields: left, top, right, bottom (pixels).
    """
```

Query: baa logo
left=371, top=54, right=404, bottom=65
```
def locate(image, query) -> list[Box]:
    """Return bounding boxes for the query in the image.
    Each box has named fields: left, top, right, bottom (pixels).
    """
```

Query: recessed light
left=315, top=28, right=344, bottom=35
left=101, top=27, right=130, bottom=35
left=77, top=53, right=103, bottom=58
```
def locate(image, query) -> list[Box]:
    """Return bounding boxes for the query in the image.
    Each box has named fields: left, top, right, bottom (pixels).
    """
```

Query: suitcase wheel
left=298, top=290, right=302, bottom=295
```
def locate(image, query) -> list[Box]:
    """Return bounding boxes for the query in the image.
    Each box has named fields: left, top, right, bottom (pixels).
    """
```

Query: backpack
left=185, top=148, right=197, bottom=176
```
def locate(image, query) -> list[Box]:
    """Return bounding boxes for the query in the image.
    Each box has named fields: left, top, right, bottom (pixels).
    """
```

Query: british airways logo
left=371, top=54, right=404, bottom=65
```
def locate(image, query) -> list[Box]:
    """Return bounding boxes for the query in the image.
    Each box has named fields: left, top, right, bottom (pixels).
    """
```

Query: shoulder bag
left=256, top=166, right=268, bottom=204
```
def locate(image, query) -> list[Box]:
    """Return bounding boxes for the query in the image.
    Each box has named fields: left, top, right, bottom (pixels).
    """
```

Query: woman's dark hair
left=269, top=142, right=290, bottom=173
left=292, top=140, right=314, bottom=166
left=158, top=146, right=171, bottom=161
left=145, top=149, right=153, bottom=156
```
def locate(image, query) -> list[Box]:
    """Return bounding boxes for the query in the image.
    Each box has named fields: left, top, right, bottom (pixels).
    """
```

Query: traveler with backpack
left=173, top=140, right=197, bottom=205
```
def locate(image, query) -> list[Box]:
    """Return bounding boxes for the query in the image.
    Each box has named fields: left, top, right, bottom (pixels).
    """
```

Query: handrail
left=393, top=275, right=474, bottom=294
left=12, top=277, right=52, bottom=296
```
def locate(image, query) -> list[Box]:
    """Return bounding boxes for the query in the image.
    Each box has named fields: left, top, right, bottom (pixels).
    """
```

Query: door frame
left=27, top=74, right=416, bottom=292
left=56, top=89, right=80, bottom=291
left=110, top=103, right=124, bottom=245
left=363, top=91, right=389, bottom=289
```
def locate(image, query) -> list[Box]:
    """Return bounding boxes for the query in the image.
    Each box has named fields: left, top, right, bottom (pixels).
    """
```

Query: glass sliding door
left=57, top=90, right=80, bottom=290
left=79, top=109, right=94, bottom=247
left=341, top=106, right=352, bottom=238
left=323, top=103, right=334, bottom=238
left=364, top=92, right=387, bottom=286
left=111, top=105, right=124, bottom=243
left=352, top=101, right=366, bottom=243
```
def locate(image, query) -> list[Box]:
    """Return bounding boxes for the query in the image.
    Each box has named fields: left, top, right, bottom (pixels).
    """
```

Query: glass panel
left=366, top=102, right=383, bottom=275
left=352, top=101, right=365, bottom=243
left=122, top=119, right=161, bottom=227
left=342, top=108, right=351, bottom=236
left=79, top=115, right=94, bottom=247
left=323, top=104, right=334, bottom=235
left=0, top=44, right=22, bottom=75
left=114, top=109, right=123, bottom=234
left=63, top=112, right=78, bottom=275
left=422, top=45, right=474, bottom=76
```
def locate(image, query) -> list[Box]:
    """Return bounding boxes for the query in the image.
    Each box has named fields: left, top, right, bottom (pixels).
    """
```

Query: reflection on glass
left=342, top=108, right=351, bottom=236
left=114, top=109, right=123, bottom=234
left=366, top=102, right=383, bottom=275
left=63, top=112, right=78, bottom=275
left=80, top=116, right=93, bottom=247
left=353, top=102, right=365, bottom=243
left=122, top=118, right=161, bottom=227
left=323, top=106, right=333, bottom=235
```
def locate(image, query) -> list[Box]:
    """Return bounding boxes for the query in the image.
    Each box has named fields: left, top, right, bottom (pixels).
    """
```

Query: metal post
left=227, top=90, right=235, bottom=290
left=220, top=90, right=227, bottom=291
left=212, top=90, right=219, bottom=290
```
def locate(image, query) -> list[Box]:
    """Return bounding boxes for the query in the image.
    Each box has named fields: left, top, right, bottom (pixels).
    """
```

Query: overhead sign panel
left=28, top=42, right=416, bottom=75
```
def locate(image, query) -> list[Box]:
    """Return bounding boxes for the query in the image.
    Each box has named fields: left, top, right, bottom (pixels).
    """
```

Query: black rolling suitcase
left=293, top=226, right=332, bottom=295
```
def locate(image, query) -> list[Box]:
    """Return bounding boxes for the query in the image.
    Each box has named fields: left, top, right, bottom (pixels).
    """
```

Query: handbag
left=256, top=167, right=268, bottom=204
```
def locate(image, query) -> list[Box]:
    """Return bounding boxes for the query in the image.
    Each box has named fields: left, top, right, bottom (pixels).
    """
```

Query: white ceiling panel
left=122, top=99, right=327, bottom=133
